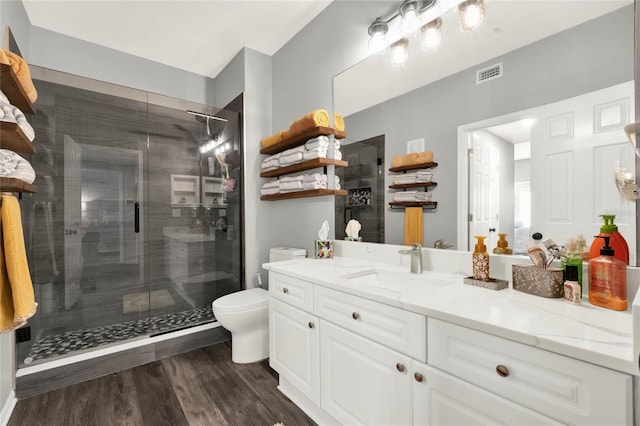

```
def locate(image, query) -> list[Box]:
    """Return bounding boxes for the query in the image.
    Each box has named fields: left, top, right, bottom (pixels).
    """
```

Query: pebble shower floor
left=24, top=306, right=215, bottom=364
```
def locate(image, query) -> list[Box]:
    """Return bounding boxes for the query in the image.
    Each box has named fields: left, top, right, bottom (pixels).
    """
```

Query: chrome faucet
left=399, top=243, right=423, bottom=274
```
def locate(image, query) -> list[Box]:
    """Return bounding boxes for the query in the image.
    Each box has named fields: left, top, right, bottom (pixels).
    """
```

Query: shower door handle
left=134, top=202, right=140, bottom=233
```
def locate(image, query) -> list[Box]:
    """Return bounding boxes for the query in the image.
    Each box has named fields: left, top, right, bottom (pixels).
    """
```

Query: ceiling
left=21, top=0, right=333, bottom=78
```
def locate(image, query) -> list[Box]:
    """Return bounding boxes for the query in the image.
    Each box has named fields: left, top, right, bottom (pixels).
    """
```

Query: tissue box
left=512, top=264, right=564, bottom=298
left=315, top=240, right=334, bottom=259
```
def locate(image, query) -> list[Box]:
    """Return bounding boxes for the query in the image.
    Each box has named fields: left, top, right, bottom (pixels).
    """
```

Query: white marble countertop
left=264, top=256, right=637, bottom=375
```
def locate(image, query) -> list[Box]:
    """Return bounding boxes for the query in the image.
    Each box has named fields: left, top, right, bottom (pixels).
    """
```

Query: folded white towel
left=303, top=173, right=327, bottom=183
left=335, top=175, right=340, bottom=185
left=261, top=154, right=280, bottom=170
left=335, top=182, right=341, bottom=190
left=335, top=150, right=342, bottom=161
left=262, top=179, right=279, bottom=189
left=260, top=187, right=279, bottom=196
left=12, top=106, right=34, bottom=141
left=303, top=181, right=327, bottom=190
left=279, top=175, right=304, bottom=183
left=0, top=149, right=35, bottom=184
left=0, top=90, right=9, bottom=105
left=279, top=181, right=304, bottom=192
left=303, top=150, right=327, bottom=161
left=281, top=145, right=305, bottom=157
left=0, top=102, right=15, bottom=123
left=393, top=191, right=432, bottom=202
left=279, top=151, right=304, bottom=166
left=305, top=136, right=329, bottom=151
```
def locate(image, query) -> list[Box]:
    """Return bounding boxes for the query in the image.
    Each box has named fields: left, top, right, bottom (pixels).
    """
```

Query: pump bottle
left=472, top=236, right=490, bottom=281
left=589, top=215, right=629, bottom=265
left=589, top=236, right=627, bottom=311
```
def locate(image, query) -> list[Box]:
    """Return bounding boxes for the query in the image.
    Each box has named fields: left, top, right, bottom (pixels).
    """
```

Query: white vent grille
left=476, top=63, right=503, bottom=84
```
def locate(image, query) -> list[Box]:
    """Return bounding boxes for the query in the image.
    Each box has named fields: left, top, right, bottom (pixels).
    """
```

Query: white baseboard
left=0, top=390, right=16, bottom=426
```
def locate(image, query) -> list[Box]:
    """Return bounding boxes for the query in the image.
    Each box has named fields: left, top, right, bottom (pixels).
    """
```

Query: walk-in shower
left=17, top=67, right=243, bottom=368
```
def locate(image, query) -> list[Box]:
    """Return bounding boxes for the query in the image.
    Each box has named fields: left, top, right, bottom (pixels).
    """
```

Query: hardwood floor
left=9, top=342, right=316, bottom=426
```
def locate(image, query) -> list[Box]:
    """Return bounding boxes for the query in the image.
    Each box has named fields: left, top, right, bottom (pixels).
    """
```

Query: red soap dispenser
left=589, top=215, right=629, bottom=265
left=589, top=236, right=627, bottom=311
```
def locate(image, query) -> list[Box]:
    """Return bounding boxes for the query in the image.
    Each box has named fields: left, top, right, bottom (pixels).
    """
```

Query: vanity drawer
left=428, top=318, right=632, bottom=425
left=314, top=286, right=426, bottom=362
left=269, top=272, right=314, bottom=314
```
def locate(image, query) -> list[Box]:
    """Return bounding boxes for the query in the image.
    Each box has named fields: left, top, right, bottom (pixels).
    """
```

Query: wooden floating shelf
left=261, top=158, right=348, bottom=178
left=0, top=64, right=35, bottom=115
left=389, top=201, right=437, bottom=209
left=389, top=182, right=437, bottom=190
left=0, top=121, right=35, bottom=154
left=389, top=162, right=438, bottom=173
left=260, top=126, right=347, bottom=155
left=0, top=177, right=35, bottom=193
left=261, top=189, right=347, bottom=201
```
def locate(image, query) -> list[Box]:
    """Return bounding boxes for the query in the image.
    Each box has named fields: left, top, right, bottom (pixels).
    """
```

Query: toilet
left=212, top=247, right=306, bottom=363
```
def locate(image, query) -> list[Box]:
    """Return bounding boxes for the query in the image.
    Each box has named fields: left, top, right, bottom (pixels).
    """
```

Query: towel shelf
left=0, top=121, right=35, bottom=154
left=0, top=64, right=35, bottom=115
left=261, top=189, right=347, bottom=201
left=260, top=126, right=347, bottom=155
left=0, top=177, right=35, bottom=193
left=389, top=201, right=437, bottom=209
left=388, top=182, right=437, bottom=190
left=389, top=161, right=437, bottom=173
left=261, top=158, right=348, bottom=178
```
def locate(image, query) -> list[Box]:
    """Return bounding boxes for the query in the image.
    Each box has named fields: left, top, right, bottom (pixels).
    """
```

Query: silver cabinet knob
left=396, top=363, right=405, bottom=373
left=352, top=312, right=360, bottom=320
left=496, top=365, right=509, bottom=377
left=282, top=287, right=289, bottom=294
left=308, top=321, right=314, bottom=329
left=414, top=372, right=424, bottom=383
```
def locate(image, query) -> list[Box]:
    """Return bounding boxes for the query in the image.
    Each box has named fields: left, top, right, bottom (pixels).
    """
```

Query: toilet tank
left=269, top=247, right=307, bottom=262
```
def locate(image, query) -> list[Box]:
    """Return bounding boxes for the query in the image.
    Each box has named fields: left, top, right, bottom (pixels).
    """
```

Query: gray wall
left=344, top=5, right=633, bottom=248
left=515, top=159, right=531, bottom=183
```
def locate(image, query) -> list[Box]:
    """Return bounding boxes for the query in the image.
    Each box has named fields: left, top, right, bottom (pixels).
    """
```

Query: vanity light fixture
left=625, top=123, right=640, bottom=155
left=420, top=17, right=443, bottom=51
left=391, top=38, right=410, bottom=66
left=367, top=0, right=485, bottom=64
left=458, top=0, right=485, bottom=32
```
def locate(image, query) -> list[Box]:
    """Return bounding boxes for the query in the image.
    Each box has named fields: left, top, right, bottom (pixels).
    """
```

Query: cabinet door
left=320, top=320, right=412, bottom=426
left=412, top=362, right=562, bottom=426
left=269, top=298, right=320, bottom=404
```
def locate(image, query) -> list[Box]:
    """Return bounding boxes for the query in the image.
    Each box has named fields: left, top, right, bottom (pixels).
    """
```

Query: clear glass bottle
left=589, top=236, right=627, bottom=311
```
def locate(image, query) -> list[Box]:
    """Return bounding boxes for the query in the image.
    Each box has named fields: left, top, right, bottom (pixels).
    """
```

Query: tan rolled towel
left=261, top=130, right=288, bottom=149
left=334, top=113, right=345, bottom=131
left=415, top=150, right=434, bottom=164
left=289, top=109, right=331, bottom=135
left=0, top=49, right=37, bottom=103
left=392, top=153, right=419, bottom=168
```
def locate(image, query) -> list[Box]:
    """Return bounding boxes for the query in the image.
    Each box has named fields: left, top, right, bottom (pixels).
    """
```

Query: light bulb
left=400, top=0, right=421, bottom=37
left=390, top=38, right=409, bottom=67
left=199, top=146, right=207, bottom=154
left=459, top=0, right=485, bottom=32
left=420, top=18, right=442, bottom=51
left=368, top=18, right=389, bottom=54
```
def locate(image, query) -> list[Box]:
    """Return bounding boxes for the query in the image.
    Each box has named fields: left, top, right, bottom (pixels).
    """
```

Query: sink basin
left=340, top=268, right=457, bottom=298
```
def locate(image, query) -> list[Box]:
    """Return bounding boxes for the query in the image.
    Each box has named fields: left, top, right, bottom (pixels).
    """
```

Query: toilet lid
left=212, top=288, right=268, bottom=313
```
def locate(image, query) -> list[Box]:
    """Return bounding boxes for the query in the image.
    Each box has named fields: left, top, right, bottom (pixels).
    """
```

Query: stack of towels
left=391, top=150, right=434, bottom=168
left=261, top=173, right=341, bottom=195
left=0, top=89, right=35, bottom=142
left=261, top=135, right=332, bottom=171
left=260, top=109, right=346, bottom=150
left=392, top=170, right=433, bottom=185
left=393, top=191, right=432, bottom=202
left=0, top=48, right=38, bottom=103
left=0, top=149, right=35, bottom=184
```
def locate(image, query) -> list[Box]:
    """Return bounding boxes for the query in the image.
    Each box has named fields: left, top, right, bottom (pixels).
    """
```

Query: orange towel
left=392, top=153, right=419, bottom=168
left=261, top=130, right=288, bottom=149
left=289, top=109, right=331, bottom=135
left=404, top=207, right=424, bottom=246
left=0, top=49, right=37, bottom=103
left=334, top=113, right=345, bottom=132
left=0, top=194, right=37, bottom=332
left=415, top=151, right=434, bottom=164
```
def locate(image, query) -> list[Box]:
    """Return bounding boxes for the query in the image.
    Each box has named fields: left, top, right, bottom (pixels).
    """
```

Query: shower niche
left=18, top=67, right=244, bottom=366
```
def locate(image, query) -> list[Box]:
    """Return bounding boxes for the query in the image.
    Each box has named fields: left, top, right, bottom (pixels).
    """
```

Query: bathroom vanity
left=264, top=243, right=638, bottom=425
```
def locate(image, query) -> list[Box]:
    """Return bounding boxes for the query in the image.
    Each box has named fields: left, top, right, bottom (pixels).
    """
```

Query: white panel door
left=412, top=361, right=562, bottom=425
left=63, top=135, right=82, bottom=310
left=320, top=320, right=412, bottom=426
left=269, top=298, right=320, bottom=405
left=530, top=81, right=635, bottom=261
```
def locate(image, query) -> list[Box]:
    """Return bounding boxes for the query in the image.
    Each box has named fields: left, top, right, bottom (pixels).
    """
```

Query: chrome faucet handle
left=399, top=243, right=423, bottom=274
left=411, top=243, right=422, bottom=250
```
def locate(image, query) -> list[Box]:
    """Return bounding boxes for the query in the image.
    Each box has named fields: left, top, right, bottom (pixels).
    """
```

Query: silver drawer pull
left=396, top=363, right=405, bottom=373
left=414, top=372, right=424, bottom=383
left=308, top=321, right=314, bottom=329
left=352, top=312, right=360, bottom=320
left=282, top=287, right=289, bottom=294
left=496, top=365, right=509, bottom=377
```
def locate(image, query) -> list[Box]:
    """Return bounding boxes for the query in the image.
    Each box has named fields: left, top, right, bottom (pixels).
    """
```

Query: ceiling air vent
left=476, top=63, right=503, bottom=84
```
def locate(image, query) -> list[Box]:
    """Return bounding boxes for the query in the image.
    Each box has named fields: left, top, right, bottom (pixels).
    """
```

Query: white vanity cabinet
left=320, top=320, right=413, bottom=425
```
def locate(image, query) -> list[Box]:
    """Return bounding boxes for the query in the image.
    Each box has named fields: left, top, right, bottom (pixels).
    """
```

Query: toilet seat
left=212, top=288, right=268, bottom=314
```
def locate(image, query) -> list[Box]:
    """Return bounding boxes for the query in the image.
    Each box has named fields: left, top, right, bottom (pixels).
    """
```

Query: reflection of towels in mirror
left=0, top=149, right=35, bottom=184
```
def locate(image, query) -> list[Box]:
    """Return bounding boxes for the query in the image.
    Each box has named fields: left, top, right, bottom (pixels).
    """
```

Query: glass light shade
left=625, top=122, right=640, bottom=155
left=459, top=0, right=485, bottom=32
left=421, top=18, right=443, bottom=51
left=390, top=38, right=410, bottom=66
left=400, top=0, right=422, bottom=37
left=368, top=18, right=389, bottom=54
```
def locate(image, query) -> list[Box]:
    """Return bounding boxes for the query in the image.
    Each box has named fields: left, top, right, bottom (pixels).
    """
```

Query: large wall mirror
left=334, top=1, right=636, bottom=264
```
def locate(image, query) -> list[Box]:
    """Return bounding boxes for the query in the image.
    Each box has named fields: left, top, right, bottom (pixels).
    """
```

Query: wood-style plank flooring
left=9, top=342, right=316, bottom=426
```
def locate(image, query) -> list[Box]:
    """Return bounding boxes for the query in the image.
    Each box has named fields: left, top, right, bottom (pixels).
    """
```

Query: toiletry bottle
left=493, top=233, right=512, bottom=255
left=472, top=236, right=490, bottom=281
left=563, top=264, right=581, bottom=304
left=588, top=236, right=627, bottom=311
left=589, top=215, right=629, bottom=265
left=526, top=241, right=547, bottom=269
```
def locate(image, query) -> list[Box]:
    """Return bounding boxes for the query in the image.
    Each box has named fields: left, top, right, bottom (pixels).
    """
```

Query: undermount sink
left=339, top=268, right=457, bottom=298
